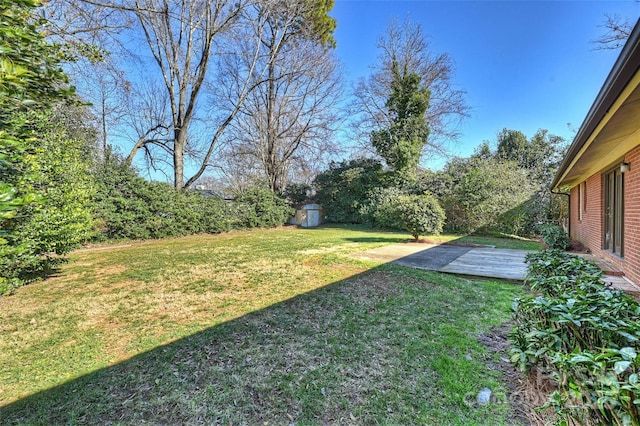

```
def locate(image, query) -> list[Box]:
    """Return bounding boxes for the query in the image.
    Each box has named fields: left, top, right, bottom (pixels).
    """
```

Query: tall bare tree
left=48, top=0, right=338, bottom=189
left=219, top=0, right=343, bottom=192
left=351, top=17, right=469, bottom=163
left=121, top=0, right=248, bottom=188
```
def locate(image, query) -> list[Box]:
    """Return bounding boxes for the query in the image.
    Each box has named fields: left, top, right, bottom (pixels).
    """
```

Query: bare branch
left=592, top=13, right=633, bottom=51
left=212, top=0, right=345, bottom=192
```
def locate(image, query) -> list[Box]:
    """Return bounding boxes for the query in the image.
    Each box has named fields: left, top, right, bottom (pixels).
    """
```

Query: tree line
left=311, top=128, right=567, bottom=237
left=41, top=0, right=469, bottom=192
left=2, top=0, right=626, bottom=293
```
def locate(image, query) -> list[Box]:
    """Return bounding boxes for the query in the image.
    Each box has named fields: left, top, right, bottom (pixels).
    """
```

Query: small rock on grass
left=477, top=387, right=492, bottom=405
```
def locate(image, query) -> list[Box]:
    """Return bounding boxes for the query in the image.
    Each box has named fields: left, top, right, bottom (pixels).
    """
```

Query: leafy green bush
left=234, top=185, right=294, bottom=229
left=92, top=153, right=233, bottom=240
left=313, top=158, right=384, bottom=223
left=394, top=193, right=445, bottom=240
left=359, top=186, right=406, bottom=230
left=1, top=111, right=95, bottom=294
left=538, top=223, right=570, bottom=250
left=441, top=159, right=537, bottom=235
left=283, top=183, right=312, bottom=206
left=93, top=156, right=293, bottom=242
left=0, top=0, right=81, bottom=294
left=510, top=250, right=640, bottom=425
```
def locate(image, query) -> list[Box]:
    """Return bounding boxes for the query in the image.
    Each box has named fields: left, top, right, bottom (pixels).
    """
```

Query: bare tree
left=45, top=0, right=253, bottom=188
left=70, top=61, right=132, bottom=158
left=351, top=17, right=469, bottom=164
left=593, top=13, right=635, bottom=50
left=120, top=0, right=249, bottom=188
left=218, top=1, right=343, bottom=192
left=41, top=0, right=132, bottom=59
left=48, top=0, right=337, bottom=189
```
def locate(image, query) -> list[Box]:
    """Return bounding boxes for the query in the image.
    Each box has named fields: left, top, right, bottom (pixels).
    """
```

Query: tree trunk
left=174, top=128, right=186, bottom=189
left=266, top=57, right=278, bottom=192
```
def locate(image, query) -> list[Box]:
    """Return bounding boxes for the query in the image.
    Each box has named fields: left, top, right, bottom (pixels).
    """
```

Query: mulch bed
left=478, top=323, right=558, bottom=426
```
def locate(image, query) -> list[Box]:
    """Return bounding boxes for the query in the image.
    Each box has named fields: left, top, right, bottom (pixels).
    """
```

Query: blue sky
left=330, top=0, right=640, bottom=168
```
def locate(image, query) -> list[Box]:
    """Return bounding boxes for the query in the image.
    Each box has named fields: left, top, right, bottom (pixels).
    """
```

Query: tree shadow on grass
left=1, top=266, right=517, bottom=425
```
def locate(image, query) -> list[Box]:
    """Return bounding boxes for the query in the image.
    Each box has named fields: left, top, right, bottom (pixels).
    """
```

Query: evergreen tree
left=370, top=61, right=430, bottom=181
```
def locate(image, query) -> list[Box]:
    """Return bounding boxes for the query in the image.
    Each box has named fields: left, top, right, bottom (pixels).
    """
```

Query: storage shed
left=291, top=203, right=323, bottom=228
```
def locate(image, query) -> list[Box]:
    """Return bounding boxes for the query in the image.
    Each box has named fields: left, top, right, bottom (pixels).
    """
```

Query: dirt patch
left=478, top=323, right=557, bottom=426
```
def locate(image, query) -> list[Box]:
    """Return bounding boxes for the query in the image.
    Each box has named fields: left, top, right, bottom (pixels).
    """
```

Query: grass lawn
left=0, top=225, right=533, bottom=424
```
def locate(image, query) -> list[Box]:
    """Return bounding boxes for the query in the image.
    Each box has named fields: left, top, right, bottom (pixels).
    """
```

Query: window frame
left=603, top=166, right=624, bottom=257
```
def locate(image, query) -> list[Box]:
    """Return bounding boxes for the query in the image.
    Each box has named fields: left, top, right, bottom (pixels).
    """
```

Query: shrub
left=194, top=195, right=233, bottom=234
left=441, top=159, right=539, bottom=236
left=283, top=183, right=312, bottom=206
left=359, top=186, right=406, bottom=230
left=1, top=111, right=95, bottom=293
left=234, top=185, right=294, bottom=229
left=92, top=153, right=233, bottom=240
left=538, top=223, right=569, bottom=250
left=394, top=193, right=445, bottom=240
left=313, top=158, right=385, bottom=223
left=510, top=250, right=640, bottom=425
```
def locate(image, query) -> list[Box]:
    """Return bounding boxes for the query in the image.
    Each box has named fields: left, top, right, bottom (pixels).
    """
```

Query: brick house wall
left=569, top=145, right=640, bottom=284
left=570, top=173, right=602, bottom=252
left=623, top=146, right=640, bottom=284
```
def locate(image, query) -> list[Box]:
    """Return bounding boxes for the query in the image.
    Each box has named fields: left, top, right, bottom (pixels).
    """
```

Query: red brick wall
left=570, top=174, right=602, bottom=252
left=569, top=145, right=640, bottom=284
left=623, top=146, right=640, bottom=284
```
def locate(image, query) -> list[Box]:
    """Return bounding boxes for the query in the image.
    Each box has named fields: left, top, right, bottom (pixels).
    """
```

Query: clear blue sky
left=330, top=0, right=640, bottom=169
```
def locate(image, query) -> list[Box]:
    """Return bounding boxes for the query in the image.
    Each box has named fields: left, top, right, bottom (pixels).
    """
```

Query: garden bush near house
left=538, top=223, right=570, bottom=250
left=441, top=159, right=537, bottom=235
left=394, top=193, right=445, bottom=240
left=510, top=250, right=640, bottom=425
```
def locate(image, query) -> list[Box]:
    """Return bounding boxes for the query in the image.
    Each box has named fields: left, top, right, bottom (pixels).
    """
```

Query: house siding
left=570, top=144, right=640, bottom=284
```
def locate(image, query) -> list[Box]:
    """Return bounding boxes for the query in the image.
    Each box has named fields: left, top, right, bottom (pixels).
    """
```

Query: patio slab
left=392, top=244, right=474, bottom=271
left=354, top=244, right=640, bottom=297
left=353, top=243, right=532, bottom=281
left=440, top=247, right=532, bottom=281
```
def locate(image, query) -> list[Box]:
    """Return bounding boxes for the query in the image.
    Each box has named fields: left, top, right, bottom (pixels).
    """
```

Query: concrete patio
left=353, top=242, right=532, bottom=281
left=354, top=243, right=640, bottom=298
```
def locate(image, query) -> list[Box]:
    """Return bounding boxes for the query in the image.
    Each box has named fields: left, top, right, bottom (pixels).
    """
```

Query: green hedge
left=233, top=185, right=294, bottom=229
left=1, top=113, right=95, bottom=294
left=313, top=158, right=385, bottom=224
left=510, top=250, right=640, bottom=425
left=92, top=155, right=292, bottom=241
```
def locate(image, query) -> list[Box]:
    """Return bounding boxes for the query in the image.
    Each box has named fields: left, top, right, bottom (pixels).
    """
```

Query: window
left=583, top=182, right=587, bottom=213
left=603, top=168, right=624, bottom=256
